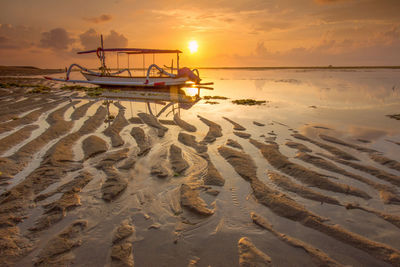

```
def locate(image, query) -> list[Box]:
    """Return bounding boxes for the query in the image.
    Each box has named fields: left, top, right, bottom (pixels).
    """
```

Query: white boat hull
left=82, top=72, right=189, bottom=87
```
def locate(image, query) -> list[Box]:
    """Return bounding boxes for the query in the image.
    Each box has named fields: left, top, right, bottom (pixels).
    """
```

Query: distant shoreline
left=196, top=66, right=400, bottom=70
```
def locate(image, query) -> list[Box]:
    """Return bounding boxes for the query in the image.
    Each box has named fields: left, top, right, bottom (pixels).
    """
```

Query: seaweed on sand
left=203, top=95, right=228, bottom=100
left=60, top=85, right=90, bottom=91
left=27, top=85, right=52, bottom=94
left=232, top=99, right=267, bottom=105
left=386, top=114, right=400, bottom=120
left=60, top=85, right=103, bottom=97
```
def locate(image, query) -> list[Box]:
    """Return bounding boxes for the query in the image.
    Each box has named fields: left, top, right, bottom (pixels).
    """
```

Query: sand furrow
left=104, top=107, right=129, bottom=147
left=0, top=99, right=66, bottom=135
left=30, top=172, right=93, bottom=232
left=178, top=132, right=207, bottom=153
left=238, top=237, right=272, bottom=266
left=296, top=152, right=399, bottom=203
left=226, top=139, right=243, bottom=149
left=250, top=139, right=371, bottom=199
left=197, top=115, right=222, bottom=144
left=96, top=148, right=129, bottom=201
left=82, top=135, right=108, bottom=160
left=223, top=117, right=246, bottom=131
left=0, top=101, right=79, bottom=177
left=201, top=153, right=225, bottom=186
left=0, top=97, right=63, bottom=122
left=0, top=125, right=39, bottom=155
left=169, top=144, right=189, bottom=174
left=251, top=212, right=344, bottom=267
left=233, top=131, right=251, bottom=139
left=285, top=141, right=312, bottom=152
left=0, top=96, right=50, bottom=116
left=138, top=112, right=168, bottom=137
left=33, top=220, right=87, bottom=266
left=100, top=166, right=128, bottom=202
left=292, top=133, right=358, bottom=161
left=268, top=171, right=342, bottom=206
left=174, top=113, right=196, bottom=132
left=369, top=153, right=400, bottom=172
left=345, top=203, right=400, bottom=229
left=70, top=101, right=95, bottom=121
left=45, top=105, right=107, bottom=167
left=218, top=145, right=400, bottom=266
left=111, top=220, right=135, bottom=267
left=253, top=121, right=265, bottom=127
left=180, top=184, right=214, bottom=216
left=130, top=127, right=151, bottom=156
left=319, top=134, right=377, bottom=153
left=320, top=153, right=400, bottom=187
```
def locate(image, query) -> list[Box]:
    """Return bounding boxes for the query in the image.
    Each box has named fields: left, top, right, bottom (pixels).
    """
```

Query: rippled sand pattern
left=0, top=73, right=399, bottom=267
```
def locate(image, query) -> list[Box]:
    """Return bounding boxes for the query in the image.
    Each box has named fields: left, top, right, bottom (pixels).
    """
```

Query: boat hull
left=82, top=72, right=189, bottom=88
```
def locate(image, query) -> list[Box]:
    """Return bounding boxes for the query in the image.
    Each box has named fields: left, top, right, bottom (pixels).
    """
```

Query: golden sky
left=0, top=0, right=399, bottom=67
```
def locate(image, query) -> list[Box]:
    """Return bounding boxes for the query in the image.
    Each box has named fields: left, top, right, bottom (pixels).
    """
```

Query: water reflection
left=200, top=69, right=400, bottom=108
left=74, top=86, right=200, bottom=125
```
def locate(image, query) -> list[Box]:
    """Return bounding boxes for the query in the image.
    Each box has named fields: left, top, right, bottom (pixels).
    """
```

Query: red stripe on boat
left=43, top=76, right=53, bottom=80
left=154, top=82, right=165, bottom=86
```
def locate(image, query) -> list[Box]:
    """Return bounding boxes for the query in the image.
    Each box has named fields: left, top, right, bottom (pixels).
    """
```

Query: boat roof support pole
left=117, top=53, right=119, bottom=70
left=101, top=35, right=106, bottom=74
left=177, top=53, right=179, bottom=73
left=143, top=54, right=145, bottom=76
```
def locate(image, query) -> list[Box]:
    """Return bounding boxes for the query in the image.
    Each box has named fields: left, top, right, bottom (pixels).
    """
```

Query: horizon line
left=194, top=65, right=400, bottom=70
left=1, top=65, right=400, bottom=70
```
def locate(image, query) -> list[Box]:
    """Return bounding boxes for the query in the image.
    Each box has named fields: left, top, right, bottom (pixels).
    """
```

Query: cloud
left=79, top=28, right=99, bottom=50
left=377, top=25, right=400, bottom=45
left=314, top=0, right=352, bottom=4
left=0, top=24, right=39, bottom=49
left=0, top=35, right=18, bottom=49
left=39, top=28, right=74, bottom=50
left=83, top=14, right=113, bottom=24
left=255, top=41, right=271, bottom=56
left=79, top=29, right=128, bottom=49
left=252, top=20, right=293, bottom=32
left=314, top=0, right=400, bottom=22
left=249, top=36, right=400, bottom=66
left=0, top=36, right=9, bottom=43
left=104, top=30, right=128, bottom=48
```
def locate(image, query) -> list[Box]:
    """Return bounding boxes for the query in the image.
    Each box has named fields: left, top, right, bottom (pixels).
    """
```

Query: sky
left=0, top=0, right=399, bottom=68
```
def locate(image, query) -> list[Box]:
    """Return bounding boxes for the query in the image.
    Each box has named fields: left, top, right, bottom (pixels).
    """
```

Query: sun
left=188, top=40, right=198, bottom=54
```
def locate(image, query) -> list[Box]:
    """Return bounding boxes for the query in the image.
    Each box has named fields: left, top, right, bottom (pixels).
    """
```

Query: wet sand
left=0, top=70, right=400, bottom=267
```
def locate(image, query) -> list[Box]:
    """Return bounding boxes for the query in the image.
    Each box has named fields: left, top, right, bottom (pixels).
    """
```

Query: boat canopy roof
left=77, top=48, right=182, bottom=55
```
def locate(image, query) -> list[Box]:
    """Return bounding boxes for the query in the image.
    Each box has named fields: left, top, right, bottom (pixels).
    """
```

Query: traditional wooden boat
left=44, top=36, right=212, bottom=90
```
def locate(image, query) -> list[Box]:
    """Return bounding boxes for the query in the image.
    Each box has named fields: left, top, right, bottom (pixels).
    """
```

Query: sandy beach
left=0, top=67, right=399, bottom=266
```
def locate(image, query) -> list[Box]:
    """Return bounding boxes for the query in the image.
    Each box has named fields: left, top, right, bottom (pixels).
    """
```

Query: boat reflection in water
left=73, top=85, right=201, bottom=125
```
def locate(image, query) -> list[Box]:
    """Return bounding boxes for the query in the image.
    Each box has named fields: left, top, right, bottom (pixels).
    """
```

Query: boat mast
left=101, top=35, right=106, bottom=74
left=176, top=52, right=179, bottom=74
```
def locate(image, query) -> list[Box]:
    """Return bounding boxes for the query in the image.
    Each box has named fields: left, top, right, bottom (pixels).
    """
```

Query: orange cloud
left=314, top=0, right=352, bottom=4
left=39, top=28, right=74, bottom=50
left=83, top=14, right=112, bottom=24
left=79, top=29, right=128, bottom=50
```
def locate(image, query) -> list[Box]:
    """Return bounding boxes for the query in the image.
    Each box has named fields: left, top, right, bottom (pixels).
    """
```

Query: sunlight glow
left=184, top=87, right=199, bottom=96
left=188, top=40, right=198, bottom=54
